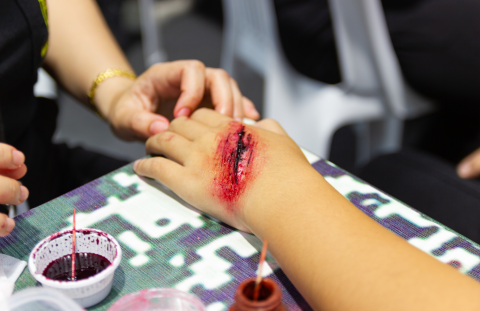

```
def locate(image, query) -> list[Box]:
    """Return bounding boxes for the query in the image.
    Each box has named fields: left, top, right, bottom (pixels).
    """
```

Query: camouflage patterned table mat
left=1, top=149, right=480, bottom=311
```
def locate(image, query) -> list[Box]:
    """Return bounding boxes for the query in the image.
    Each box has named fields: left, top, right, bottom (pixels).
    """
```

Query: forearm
left=245, top=168, right=480, bottom=310
left=44, top=0, right=134, bottom=116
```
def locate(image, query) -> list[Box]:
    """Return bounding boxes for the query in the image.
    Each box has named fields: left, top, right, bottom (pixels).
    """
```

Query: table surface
left=1, top=148, right=480, bottom=311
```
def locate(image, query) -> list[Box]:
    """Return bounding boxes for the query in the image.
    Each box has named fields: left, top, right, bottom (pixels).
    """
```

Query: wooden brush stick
left=253, top=239, right=268, bottom=301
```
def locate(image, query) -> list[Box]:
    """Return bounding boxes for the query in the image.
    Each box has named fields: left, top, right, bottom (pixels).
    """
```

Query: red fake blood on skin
left=211, top=122, right=261, bottom=212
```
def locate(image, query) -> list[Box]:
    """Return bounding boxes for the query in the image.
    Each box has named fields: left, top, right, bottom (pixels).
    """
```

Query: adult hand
left=105, top=61, right=259, bottom=142
left=133, top=109, right=313, bottom=232
left=0, top=144, right=29, bottom=236
left=457, top=147, right=480, bottom=179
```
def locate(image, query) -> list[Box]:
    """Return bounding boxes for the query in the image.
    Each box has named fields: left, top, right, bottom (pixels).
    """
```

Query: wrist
left=241, top=164, right=324, bottom=237
left=92, top=76, right=135, bottom=120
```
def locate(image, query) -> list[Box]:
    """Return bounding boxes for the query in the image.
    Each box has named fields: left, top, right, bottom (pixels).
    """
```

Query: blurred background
left=28, top=0, right=480, bottom=241
left=51, top=0, right=264, bottom=163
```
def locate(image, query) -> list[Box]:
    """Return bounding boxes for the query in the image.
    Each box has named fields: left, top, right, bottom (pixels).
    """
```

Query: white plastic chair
left=34, top=68, right=57, bottom=99
left=221, top=0, right=432, bottom=163
left=138, top=0, right=168, bottom=67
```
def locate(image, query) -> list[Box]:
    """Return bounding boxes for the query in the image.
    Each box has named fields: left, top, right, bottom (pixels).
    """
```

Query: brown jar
left=230, top=278, right=286, bottom=311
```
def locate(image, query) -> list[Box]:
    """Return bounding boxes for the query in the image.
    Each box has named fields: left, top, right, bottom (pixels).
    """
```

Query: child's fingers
left=0, top=214, right=15, bottom=237
left=0, top=144, right=25, bottom=170
left=0, top=176, right=28, bottom=205
left=134, top=157, right=188, bottom=192
left=190, top=108, right=232, bottom=128
left=146, top=132, right=193, bottom=165
left=168, top=116, right=209, bottom=141
left=0, top=164, right=27, bottom=180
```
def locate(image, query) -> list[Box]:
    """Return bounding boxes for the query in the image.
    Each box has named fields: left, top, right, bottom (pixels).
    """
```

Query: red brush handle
left=71, top=209, right=76, bottom=281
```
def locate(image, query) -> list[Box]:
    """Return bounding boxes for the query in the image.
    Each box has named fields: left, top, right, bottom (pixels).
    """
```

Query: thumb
left=113, top=106, right=170, bottom=141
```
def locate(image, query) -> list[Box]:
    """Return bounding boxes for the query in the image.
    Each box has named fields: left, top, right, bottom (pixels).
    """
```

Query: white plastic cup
left=28, top=228, right=122, bottom=308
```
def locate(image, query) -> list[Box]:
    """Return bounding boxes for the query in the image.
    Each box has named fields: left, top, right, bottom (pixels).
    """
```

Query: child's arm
left=135, top=108, right=480, bottom=311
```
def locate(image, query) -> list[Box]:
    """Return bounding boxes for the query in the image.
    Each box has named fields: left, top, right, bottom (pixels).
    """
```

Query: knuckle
left=170, top=116, right=187, bottom=128
left=191, top=107, right=208, bottom=118
left=0, top=179, right=18, bottom=203
left=131, top=112, right=143, bottom=126
left=229, top=78, right=239, bottom=87
left=151, top=63, right=164, bottom=72
left=149, top=158, right=163, bottom=174
left=215, top=68, right=230, bottom=80
left=189, top=60, right=205, bottom=71
left=159, top=132, right=175, bottom=143
left=0, top=145, right=9, bottom=166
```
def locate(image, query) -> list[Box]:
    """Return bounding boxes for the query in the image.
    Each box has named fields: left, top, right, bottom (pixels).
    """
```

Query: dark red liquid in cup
left=42, top=253, right=110, bottom=281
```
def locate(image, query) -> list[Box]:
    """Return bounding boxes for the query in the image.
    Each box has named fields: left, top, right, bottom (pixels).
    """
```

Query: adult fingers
left=458, top=148, right=480, bottom=178
left=172, top=61, right=207, bottom=118
left=134, top=157, right=188, bottom=192
left=242, top=97, right=260, bottom=120
left=205, top=68, right=234, bottom=117
left=0, top=214, right=15, bottom=237
left=114, top=104, right=170, bottom=141
left=190, top=108, right=232, bottom=128
left=168, top=116, right=209, bottom=141
left=230, top=79, right=244, bottom=121
left=0, top=144, right=25, bottom=170
left=146, top=132, right=193, bottom=165
left=0, top=176, right=28, bottom=205
left=252, top=118, right=288, bottom=135
left=0, top=164, right=27, bottom=180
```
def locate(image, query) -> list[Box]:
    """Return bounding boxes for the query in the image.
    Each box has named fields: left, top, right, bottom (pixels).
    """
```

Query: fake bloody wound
left=211, top=122, right=262, bottom=212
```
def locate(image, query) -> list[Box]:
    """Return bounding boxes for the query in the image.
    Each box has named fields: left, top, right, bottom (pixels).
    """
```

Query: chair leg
left=139, top=0, right=167, bottom=67
left=220, top=0, right=237, bottom=79
left=352, top=123, right=372, bottom=167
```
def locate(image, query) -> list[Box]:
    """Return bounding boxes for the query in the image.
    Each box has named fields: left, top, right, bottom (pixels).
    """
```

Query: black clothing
left=274, top=0, right=480, bottom=243
left=0, top=0, right=48, bottom=144
left=359, top=149, right=480, bottom=245
left=0, top=0, right=127, bottom=207
left=274, top=0, right=480, bottom=107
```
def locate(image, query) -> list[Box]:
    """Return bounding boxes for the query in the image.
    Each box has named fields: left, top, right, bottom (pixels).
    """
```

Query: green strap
left=38, top=0, right=48, bottom=57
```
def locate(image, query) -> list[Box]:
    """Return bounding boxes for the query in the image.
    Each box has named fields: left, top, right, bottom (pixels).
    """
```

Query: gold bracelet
left=88, top=68, right=137, bottom=117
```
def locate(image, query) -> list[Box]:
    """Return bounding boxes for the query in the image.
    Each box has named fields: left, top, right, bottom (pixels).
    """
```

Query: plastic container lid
left=7, top=287, right=84, bottom=311
left=108, top=288, right=206, bottom=311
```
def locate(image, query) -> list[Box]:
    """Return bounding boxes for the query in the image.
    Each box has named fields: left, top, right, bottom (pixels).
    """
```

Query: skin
left=0, top=144, right=29, bottom=236
left=457, top=148, right=480, bottom=179
left=210, top=121, right=263, bottom=213
left=43, top=0, right=259, bottom=142
left=135, top=109, right=480, bottom=311
left=0, top=0, right=259, bottom=238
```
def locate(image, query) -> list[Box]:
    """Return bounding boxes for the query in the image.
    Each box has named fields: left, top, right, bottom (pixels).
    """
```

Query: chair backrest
left=328, top=0, right=409, bottom=117
left=222, top=0, right=280, bottom=75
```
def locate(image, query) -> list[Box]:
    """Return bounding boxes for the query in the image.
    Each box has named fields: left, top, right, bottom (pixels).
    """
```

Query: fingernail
left=458, top=163, right=471, bottom=178
left=133, top=160, right=140, bottom=172
left=175, top=107, right=191, bottom=118
left=150, top=121, right=169, bottom=135
left=20, top=186, right=28, bottom=202
left=12, top=150, right=24, bottom=167
left=234, top=117, right=243, bottom=122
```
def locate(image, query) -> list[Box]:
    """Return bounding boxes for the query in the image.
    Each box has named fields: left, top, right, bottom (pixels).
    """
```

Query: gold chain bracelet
left=88, top=68, right=137, bottom=117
